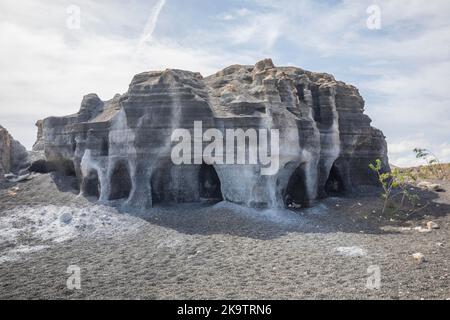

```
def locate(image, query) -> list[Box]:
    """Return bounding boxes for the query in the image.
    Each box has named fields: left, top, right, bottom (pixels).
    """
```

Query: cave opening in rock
left=284, top=164, right=310, bottom=208
left=295, top=84, right=305, bottom=102
left=101, top=138, right=109, bottom=156
left=109, top=161, right=132, bottom=200
left=310, top=84, right=322, bottom=123
left=29, top=158, right=80, bottom=192
left=150, top=166, right=165, bottom=204
left=61, top=159, right=77, bottom=177
left=29, top=158, right=76, bottom=176
left=28, top=159, right=53, bottom=174
left=84, top=170, right=100, bottom=199
left=199, top=164, right=223, bottom=202
left=325, top=163, right=345, bottom=196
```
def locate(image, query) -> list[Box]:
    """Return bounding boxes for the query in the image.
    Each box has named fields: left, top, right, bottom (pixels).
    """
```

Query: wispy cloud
left=136, top=0, right=167, bottom=53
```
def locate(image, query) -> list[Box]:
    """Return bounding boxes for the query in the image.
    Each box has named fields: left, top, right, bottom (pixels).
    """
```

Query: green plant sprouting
left=369, top=159, right=419, bottom=215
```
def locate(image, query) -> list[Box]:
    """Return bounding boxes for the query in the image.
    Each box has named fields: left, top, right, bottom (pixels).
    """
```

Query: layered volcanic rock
left=35, top=59, right=389, bottom=212
left=0, top=125, right=29, bottom=180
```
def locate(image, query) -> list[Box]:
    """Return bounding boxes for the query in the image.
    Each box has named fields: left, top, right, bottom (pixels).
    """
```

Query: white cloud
left=220, top=14, right=235, bottom=21
left=216, top=8, right=252, bottom=21
left=0, top=0, right=448, bottom=171
left=136, top=0, right=167, bottom=53
left=0, top=0, right=252, bottom=148
left=388, top=135, right=450, bottom=167
left=224, top=12, right=286, bottom=50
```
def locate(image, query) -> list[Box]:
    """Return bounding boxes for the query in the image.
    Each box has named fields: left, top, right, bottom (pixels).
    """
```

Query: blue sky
left=0, top=0, right=449, bottom=166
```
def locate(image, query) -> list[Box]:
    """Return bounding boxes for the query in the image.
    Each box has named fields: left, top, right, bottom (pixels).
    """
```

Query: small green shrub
left=413, top=148, right=447, bottom=180
left=369, top=159, right=419, bottom=215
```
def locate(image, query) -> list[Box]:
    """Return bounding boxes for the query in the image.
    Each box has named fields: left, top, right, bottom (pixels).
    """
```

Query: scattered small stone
left=412, top=253, right=425, bottom=264
left=426, top=221, right=439, bottom=230
left=59, top=212, right=73, bottom=224
left=4, top=173, right=16, bottom=180
left=335, top=246, right=367, bottom=257
left=432, top=185, right=445, bottom=192
left=5, top=173, right=32, bottom=183
left=436, top=243, right=444, bottom=247
left=417, top=181, right=445, bottom=192
left=414, top=226, right=431, bottom=233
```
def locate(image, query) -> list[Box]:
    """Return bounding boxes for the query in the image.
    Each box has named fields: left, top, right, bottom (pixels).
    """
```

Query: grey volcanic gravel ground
left=0, top=174, right=449, bottom=299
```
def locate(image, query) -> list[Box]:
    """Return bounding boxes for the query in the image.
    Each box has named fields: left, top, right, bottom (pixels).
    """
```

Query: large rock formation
left=0, top=125, right=29, bottom=180
left=34, top=59, right=389, bottom=212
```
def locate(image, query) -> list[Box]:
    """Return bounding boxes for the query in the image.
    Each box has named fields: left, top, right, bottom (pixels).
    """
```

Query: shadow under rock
left=139, top=182, right=450, bottom=240
left=43, top=172, right=450, bottom=241
left=50, top=172, right=80, bottom=194
left=139, top=199, right=405, bottom=240
left=398, top=182, right=450, bottom=221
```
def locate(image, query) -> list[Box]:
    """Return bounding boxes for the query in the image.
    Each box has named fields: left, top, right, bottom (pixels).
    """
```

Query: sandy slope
left=0, top=174, right=449, bottom=299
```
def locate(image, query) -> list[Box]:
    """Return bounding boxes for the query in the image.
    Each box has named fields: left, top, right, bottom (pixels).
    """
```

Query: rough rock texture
left=35, top=59, right=389, bottom=212
left=0, top=125, right=29, bottom=179
left=32, top=120, right=45, bottom=152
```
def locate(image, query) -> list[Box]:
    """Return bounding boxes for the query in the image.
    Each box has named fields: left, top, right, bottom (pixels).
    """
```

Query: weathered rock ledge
left=0, top=125, right=29, bottom=181
left=33, top=59, right=389, bottom=212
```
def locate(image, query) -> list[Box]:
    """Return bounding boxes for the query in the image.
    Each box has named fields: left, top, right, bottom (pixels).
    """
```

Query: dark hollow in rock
left=28, top=159, right=76, bottom=177
left=28, top=159, right=54, bottom=173
left=285, top=163, right=310, bottom=208
left=82, top=169, right=100, bottom=199
left=199, top=163, right=223, bottom=202
left=325, top=163, right=346, bottom=197
left=109, top=161, right=132, bottom=201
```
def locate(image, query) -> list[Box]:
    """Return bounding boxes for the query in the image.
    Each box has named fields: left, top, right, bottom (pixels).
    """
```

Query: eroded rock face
left=0, top=160, right=3, bottom=182
left=36, top=59, right=389, bottom=212
left=0, top=125, right=29, bottom=179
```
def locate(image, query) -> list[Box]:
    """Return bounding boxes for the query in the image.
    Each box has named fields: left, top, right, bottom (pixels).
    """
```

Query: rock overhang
left=33, top=59, right=389, bottom=213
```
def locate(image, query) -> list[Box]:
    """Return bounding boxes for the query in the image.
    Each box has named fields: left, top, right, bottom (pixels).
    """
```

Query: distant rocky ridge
left=0, top=125, right=29, bottom=181
left=33, top=59, right=389, bottom=212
